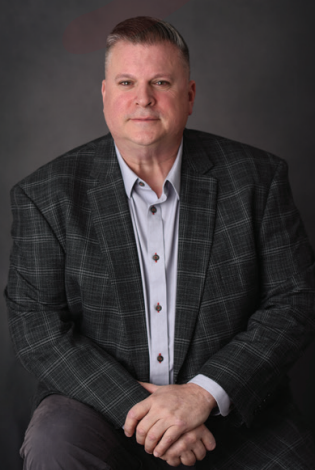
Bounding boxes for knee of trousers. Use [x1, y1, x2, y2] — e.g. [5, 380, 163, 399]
[19, 395, 129, 470]
[20, 395, 111, 469]
[20, 404, 78, 466]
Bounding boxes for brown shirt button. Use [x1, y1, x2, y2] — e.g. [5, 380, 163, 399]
[153, 253, 160, 262]
[157, 353, 164, 363]
[150, 205, 157, 214]
[155, 303, 162, 312]
[139, 181, 145, 187]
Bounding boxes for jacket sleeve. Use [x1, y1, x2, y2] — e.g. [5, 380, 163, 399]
[5, 183, 149, 428]
[198, 160, 315, 426]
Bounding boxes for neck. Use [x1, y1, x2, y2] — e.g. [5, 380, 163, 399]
[115, 140, 181, 198]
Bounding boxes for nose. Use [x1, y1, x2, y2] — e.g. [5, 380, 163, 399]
[135, 84, 155, 107]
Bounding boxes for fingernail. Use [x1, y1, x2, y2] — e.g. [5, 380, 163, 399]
[154, 452, 160, 458]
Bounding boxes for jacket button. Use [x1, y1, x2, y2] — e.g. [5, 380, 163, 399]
[157, 353, 164, 363]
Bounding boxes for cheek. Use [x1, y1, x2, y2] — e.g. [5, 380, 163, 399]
[109, 95, 133, 118]
[159, 94, 188, 117]
[104, 97, 124, 124]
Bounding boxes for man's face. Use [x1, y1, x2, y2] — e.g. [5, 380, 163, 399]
[101, 41, 196, 154]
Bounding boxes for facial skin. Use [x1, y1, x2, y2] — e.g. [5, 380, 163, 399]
[101, 40, 196, 168]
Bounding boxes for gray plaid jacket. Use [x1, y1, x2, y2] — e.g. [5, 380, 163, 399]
[6, 129, 315, 432]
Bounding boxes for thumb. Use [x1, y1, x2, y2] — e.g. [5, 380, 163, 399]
[138, 381, 160, 393]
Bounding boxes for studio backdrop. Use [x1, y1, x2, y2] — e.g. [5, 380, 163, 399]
[1, 1, 315, 468]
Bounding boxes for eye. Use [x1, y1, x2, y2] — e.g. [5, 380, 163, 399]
[119, 81, 131, 86]
[155, 80, 169, 86]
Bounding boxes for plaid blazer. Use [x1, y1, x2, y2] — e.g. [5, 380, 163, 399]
[6, 129, 315, 433]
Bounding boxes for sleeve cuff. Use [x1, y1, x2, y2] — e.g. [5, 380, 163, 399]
[188, 374, 232, 416]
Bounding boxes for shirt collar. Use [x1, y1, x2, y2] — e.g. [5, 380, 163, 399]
[115, 140, 183, 200]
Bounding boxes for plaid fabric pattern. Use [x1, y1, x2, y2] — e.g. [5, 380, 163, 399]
[5, 129, 315, 464]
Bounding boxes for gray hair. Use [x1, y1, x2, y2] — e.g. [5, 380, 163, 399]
[105, 16, 190, 76]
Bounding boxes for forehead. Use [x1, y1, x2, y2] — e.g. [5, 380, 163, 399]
[105, 40, 186, 76]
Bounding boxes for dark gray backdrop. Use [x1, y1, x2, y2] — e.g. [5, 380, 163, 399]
[1, 1, 315, 468]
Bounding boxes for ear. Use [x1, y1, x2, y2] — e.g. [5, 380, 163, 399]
[188, 80, 196, 116]
[101, 79, 106, 102]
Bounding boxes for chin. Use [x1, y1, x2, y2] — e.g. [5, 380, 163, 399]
[129, 133, 162, 147]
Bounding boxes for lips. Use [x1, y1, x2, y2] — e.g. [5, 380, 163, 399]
[130, 116, 159, 121]
[132, 118, 158, 121]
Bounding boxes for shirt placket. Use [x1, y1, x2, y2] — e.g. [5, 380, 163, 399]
[147, 200, 169, 385]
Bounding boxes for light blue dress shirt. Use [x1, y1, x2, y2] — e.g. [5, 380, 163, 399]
[115, 142, 231, 416]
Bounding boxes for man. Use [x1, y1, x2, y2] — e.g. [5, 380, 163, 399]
[6, 16, 315, 469]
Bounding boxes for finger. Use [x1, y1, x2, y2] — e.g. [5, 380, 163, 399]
[139, 409, 185, 451]
[153, 422, 187, 457]
[161, 428, 205, 462]
[201, 427, 216, 451]
[161, 443, 197, 466]
[142, 419, 174, 453]
[189, 440, 207, 461]
[124, 400, 151, 437]
[165, 456, 181, 467]
[159, 425, 213, 463]
[138, 382, 160, 394]
[136, 414, 162, 446]
[180, 450, 197, 466]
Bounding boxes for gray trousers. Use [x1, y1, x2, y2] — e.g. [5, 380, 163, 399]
[20, 394, 315, 469]
[20, 395, 193, 469]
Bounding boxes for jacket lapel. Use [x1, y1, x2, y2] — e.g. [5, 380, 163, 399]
[174, 131, 218, 381]
[87, 136, 149, 379]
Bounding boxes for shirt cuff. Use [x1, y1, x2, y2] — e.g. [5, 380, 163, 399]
[188, 374, 231, 416]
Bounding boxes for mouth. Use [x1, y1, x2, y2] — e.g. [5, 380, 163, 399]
[130, 116, 159, 122]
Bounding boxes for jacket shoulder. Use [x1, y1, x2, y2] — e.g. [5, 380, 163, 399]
[184, 128, 286, 184]
[12, 134, 112, 196]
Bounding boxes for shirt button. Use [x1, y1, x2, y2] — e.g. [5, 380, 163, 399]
[150, 205, 157, 214]
[153, 253, 160, 262]
[139, 181, 145, 187]
[157, 353, 164, 363]
[155, 303, 162, 312]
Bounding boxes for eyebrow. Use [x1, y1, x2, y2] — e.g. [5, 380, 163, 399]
[114, 73, 173, 81]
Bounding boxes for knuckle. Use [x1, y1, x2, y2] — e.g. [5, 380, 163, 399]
[184, 434, 196, 445]
[177, 442, 187, 453]
[165, 435, 175, 445]
[137, 427, 145, 436]
[165, 448, 176, 458]
[167, 458, 180, 467]
[181, 453, 196, 466]
[128, 409, 137, 419]
[127, 410, 133, 419]
[174, 418, 186, 429]
[147, 432, 156, 442]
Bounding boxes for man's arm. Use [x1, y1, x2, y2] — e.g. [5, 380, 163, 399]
[196, 160, 315, 426]
[5, 183, 150, 428]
